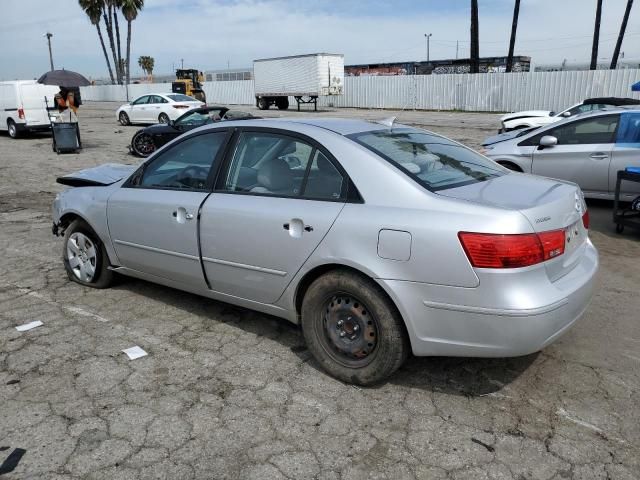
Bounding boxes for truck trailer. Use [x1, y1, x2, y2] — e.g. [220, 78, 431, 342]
[253, 53, 344, 111]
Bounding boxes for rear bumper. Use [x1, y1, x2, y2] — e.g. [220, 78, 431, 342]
[17, 123, 51, 133]
[379, 239, 599, 357]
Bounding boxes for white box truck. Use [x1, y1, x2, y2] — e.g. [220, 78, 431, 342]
[0, 80, 58, 138]
[253, 53, 344, 111]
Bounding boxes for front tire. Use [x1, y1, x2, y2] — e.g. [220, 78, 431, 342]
[7, 120, 19, 138]
[257, 97, 270, 110]
[119, 111, 130, 126]
[131, 130, 156, 157]
[63, 219, 114, 289]
[301, 270, 409, 385]
[276, 97, 289, 110]
[158, 113, 170, 124]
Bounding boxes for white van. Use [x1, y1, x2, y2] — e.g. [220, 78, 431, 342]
[0, 80, 59, 138]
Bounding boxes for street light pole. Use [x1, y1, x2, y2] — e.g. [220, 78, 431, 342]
[424, 33, 432, 62]
[44, 32, 54, 70]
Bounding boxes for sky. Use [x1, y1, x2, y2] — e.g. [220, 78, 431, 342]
[1, 0, 639, 80]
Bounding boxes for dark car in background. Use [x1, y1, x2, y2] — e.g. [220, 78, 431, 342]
[130, 106, 256, 157]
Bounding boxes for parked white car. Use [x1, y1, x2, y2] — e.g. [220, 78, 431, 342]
[0, 80, 58, 138]
[116, 93, 204, 126]
[499, 97, 640, 132]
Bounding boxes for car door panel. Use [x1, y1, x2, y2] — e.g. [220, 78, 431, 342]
[200, 194, 344, 304]
[532, 144, 612, 193]
[531, 114, 619, 194]
[106, 130, 229, 285]
[129, 96, 149, 123]
[107, 189, 208, 285]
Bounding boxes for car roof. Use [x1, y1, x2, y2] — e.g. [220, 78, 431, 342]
[264, 117, 394, 135]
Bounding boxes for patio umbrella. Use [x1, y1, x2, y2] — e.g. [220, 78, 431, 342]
[37, 69, 91, 87]
[632, 81, 640, 92]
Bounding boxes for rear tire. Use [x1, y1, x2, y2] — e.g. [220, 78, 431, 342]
[119, 112, 130, 126]
[62, 219, 114, 289]
[257, 97, 270, 110]
[276, 97, 289, 110]
[7, 120, 19, 139]
[301, 270, 409, 385]
[158, 113, 170, 124]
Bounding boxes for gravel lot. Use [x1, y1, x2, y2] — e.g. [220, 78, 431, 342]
[1, 102, 639, 480]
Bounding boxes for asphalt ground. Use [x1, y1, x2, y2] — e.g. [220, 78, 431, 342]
[0, 102, 639, 479]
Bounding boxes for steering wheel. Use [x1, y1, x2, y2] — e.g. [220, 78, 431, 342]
[176, 165, 209, 189]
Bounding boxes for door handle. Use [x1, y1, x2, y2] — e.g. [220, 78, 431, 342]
[589, 153, 608, 159]
[173, 208, 194, 223]
[283, 223, 312, 232]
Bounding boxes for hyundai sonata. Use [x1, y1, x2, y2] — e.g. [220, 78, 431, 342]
[52, 118, 598, 384]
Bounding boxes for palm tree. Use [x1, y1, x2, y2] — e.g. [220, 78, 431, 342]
[611, 0, 634, 69]
[138, 55, 154, 81]
[470, 0, 479, 73]
[506, 0, 520, 72]
[590, 0, 603, 70]
[102, 1, 122, 83]
[121, 0, 144, 85]
[79, 0, 116, 84]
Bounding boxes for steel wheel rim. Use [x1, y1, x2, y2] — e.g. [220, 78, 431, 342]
[316, 293, 379, 368]
[67, 232, 97, 282]
[133, 132, 155, 156]
[159, 114, 169, 123]
[8, 124, 16, 136]
[119, 113, 128, 125]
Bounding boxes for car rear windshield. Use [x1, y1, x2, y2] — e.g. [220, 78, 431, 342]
[167, 94, 196, 102]
[349, 128, 504, 191]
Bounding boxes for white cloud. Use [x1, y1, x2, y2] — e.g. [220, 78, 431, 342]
[1, 0, 639, 80]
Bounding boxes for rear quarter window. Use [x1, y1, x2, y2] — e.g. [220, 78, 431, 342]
[616, 113, 640, 145]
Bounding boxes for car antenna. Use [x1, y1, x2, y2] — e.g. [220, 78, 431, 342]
[374, 116, 397, 130]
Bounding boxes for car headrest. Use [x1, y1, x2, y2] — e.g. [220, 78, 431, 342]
[257, 157, 295, 191]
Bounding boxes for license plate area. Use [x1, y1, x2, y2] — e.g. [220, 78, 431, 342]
[565, 220, 583, 253]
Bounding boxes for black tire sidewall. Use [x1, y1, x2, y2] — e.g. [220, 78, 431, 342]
[158, 113, 170, 124]
[119, 112, 130, 126]
[131, 130, 153, 157]
[8, 120, 18, 138]
[62, 219, 113, 289]
[301, 270, 409, 385]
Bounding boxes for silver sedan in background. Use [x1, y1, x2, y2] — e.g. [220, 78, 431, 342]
[483, 108, 640, 201]
[52, 118, 598, 384]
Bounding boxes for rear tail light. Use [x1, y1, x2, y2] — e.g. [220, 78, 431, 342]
[582, 210, 589, 229]
[173, 104, 189, 109]
[18, 108, 25, 119]
[458, 230, 565, 268]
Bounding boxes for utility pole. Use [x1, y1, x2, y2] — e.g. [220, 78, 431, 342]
[590, 0, 603, 70]
[424, 33, 432, 62]
[470, 0, 480, 73]
[611, 0, 633, 69]
[181, 58, 184, 69]
[44, 32, 54, 71]
[506, 0, 520, 72]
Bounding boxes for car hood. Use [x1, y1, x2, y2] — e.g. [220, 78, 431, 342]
[482, 128, 536, 146]
[501, 110, 552, 121]
[57, 163, 137, 187]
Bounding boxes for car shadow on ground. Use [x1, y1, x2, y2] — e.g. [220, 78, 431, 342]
[112, 278, 537, 397]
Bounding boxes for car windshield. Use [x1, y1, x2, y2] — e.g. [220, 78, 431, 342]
[176, 110, 222, 126]
[350, 128, 504, 191]
[167, 94, 196, 102]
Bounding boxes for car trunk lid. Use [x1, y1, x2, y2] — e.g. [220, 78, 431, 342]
[439, 173, 588, 281]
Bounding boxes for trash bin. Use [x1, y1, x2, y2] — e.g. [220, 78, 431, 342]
[51, 122, 81, 154]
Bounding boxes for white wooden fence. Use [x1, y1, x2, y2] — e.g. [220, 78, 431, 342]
[80, 69, 640, 113]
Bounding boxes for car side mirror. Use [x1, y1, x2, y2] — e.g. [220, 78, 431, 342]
[539, 135, 558, 148]
[168, 120, 175, 127]
[562, 111, 571, 117]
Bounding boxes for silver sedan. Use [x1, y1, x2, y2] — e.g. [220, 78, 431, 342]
[52, 118, 598, 385]
[482, 108, 640, 201]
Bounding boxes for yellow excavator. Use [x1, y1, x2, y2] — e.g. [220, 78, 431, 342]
[172, 69, 206, 103]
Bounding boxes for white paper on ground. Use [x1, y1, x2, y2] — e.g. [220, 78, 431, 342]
[15, 320, 43, 332]
[122, 345, 148, 360]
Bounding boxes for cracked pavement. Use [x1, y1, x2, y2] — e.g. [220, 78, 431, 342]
[1, 103, 639, 479]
